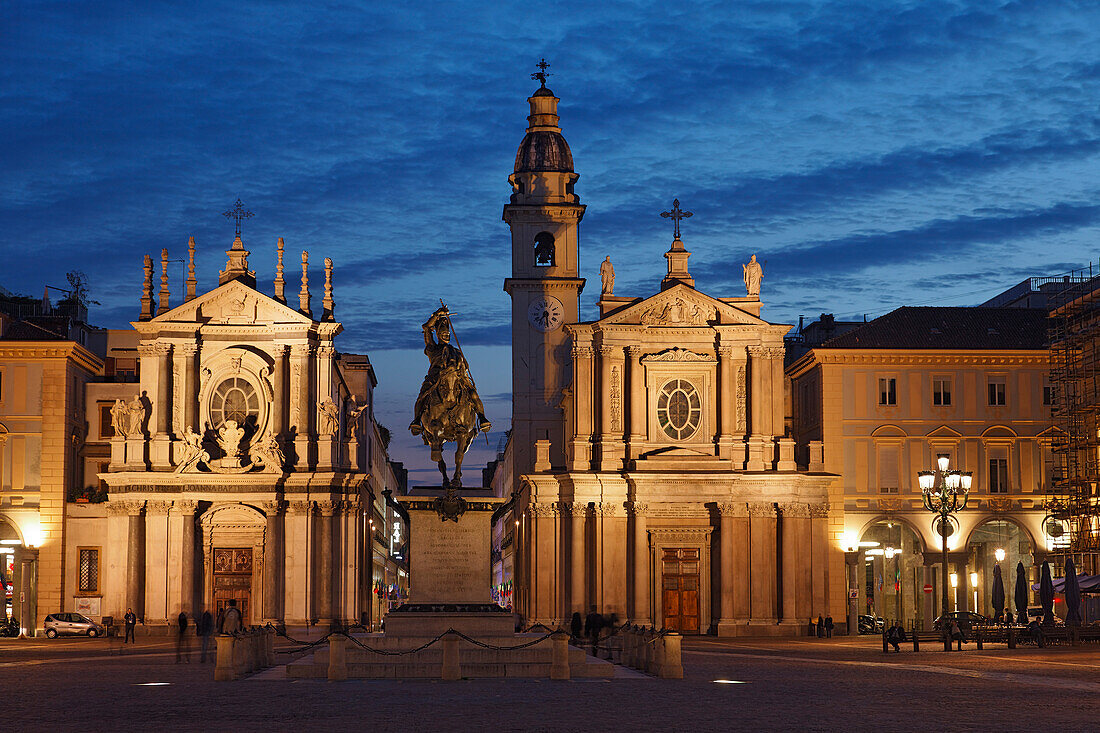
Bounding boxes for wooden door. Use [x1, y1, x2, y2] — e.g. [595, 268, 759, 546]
[213, 548, 252, 624]
[662, 548, 700, 633]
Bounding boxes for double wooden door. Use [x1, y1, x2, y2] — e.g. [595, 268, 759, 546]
[213, 548, 252, 624]
[661, 548, 700, 634]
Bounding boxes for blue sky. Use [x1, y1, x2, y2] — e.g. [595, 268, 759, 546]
[4, 1, 1100, 482]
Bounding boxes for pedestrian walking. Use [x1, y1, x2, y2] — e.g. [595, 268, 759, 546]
[570, 611, 583, 642]
[584, 606, 603, 652]
[198, 609, 214, 662]
[123, 608, 137, 644]
[175, 611, 190, 663]
[824, 615, 834, 638]
[816, 615, 824, 638]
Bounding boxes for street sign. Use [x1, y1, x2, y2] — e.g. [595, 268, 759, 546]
[923, 584, 933, 593]
[848, 589, 858, 599]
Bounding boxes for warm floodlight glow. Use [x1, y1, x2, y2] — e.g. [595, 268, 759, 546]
[841, 531, 858, 551]
[960, 473, 973, 491]
[995, 548, 1006, 563]
[950, 573, 959, 588]
[23, 525, 42, 548]
[884, 547, 897, 559]
[918, 471, 935, 490]
[937, 455, 950, 472]
[970, 572, 978, 587]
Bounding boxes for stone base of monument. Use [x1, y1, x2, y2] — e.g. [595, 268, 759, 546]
[283, 489, 615, 680]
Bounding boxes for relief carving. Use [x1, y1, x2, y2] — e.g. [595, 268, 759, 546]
[736, 365, 747, 432]
[641, 347, 717, 363]
[747, 501, 776, 518]
[610, 365, 621, 432]
[717, 501, 748, 518]
[640, 297, 715, 326]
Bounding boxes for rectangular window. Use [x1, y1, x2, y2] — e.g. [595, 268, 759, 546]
[989, 458, 1009, 493]
[1043, 385, 1055, 407]
[878, 378, 897, 406]
[988, 380, 1006, 406]
[933, 377, 952, 406]
[878, 445, 899, 493]
[98, 403, 114, 439]
[78, 548, 100, 594]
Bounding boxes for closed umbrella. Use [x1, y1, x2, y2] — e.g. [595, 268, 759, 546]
[1040, 561, 1056, 627]
[991, 564, 1005, 621]
[1065, 557, 1082, 627]
[1015, 562, 1029, 623]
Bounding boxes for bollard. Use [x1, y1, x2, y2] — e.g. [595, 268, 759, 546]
[658, 633, 683, 679]
[441, 635, 461, 680]
[1008, 626, 1016, 649]
[643, 628, 655, 674]
[328, 635, 348, 681]
[976, 630, 983, 650]
[882, 632, 889, 654]
[913, 633, 919, 652]
[550, 632, 570, 680]
[625, 627, 637, 668]
[214, 635, 236, 681]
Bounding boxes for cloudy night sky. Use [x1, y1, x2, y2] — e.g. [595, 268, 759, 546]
[4, 1, 1100, 482]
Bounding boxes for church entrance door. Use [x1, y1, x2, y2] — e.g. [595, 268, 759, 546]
[661, 548, 700, 634]
[213, 548, 252, 624]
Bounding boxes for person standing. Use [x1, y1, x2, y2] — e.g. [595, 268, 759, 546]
[175, 611, 190, 663]
[570, 612, 583, 642]
[198, 609, 214, 663]
[824, 615, 834, 638]
[584, 606, 603, 652]
[123, 608, 137, 644]
[816, 615, 825, 638]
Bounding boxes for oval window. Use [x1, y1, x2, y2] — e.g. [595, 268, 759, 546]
[656, 379, 701, 440]
[210, 377, 260, 429]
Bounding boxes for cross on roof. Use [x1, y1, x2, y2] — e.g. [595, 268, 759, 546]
[222, 198, 254, 237]
[531, 58, 551, 88]
[660, 199, 693, 240]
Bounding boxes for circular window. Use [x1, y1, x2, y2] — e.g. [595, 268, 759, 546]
[656, 379, 701, 440]
[210, 377, 260, 429]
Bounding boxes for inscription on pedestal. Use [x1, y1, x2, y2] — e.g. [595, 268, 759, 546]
[407, 507, 491, 604]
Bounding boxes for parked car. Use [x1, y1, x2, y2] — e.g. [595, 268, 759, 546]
[933, 611, 989, 632]
[857, 614, 885, 634]
[43, 613, 104, 638]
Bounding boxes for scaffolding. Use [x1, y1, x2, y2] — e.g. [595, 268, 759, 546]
[1048, 267, 1100, 573]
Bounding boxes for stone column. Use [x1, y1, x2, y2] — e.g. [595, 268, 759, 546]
[177, 500, 197, 615]
[746, 346, 769, 471]
[628, 502, 650, 625]
[845, 551, 860, 635]
[809, 503, 829, 621]
[779, 503, 810, 627]
[262, 500, 284, 623]
[173, 343, 198, 437]
[145, 501, 172, 625]
[316, 344, 337, 469]
[748, 502, 777, 626]
[570, 346, 594, 470]
[569, 502, 587, 613]
[716, 502, 749, 636]
[717, 345, 736, 460]
[317, 500, 335, 624]
[125, 501, 146, 620]
[597, 346, 624, 470]
[769, 348, 785, 441]
[627, 346, 646, 458]
[290, 344, 312, 469]
[155, 343, 172, 435]
[271, 344, 288, 440]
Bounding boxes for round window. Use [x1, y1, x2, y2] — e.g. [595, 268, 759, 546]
[210, 377, 260, 429]
[656, 379, 701, 440]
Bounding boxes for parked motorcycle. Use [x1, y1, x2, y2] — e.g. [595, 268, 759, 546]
[0, 618, 20, 637]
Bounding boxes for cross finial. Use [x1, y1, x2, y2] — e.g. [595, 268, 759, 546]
[660, 198, 693, 240]
[222, 198, 254, 237]
[531, 58, 551, 88]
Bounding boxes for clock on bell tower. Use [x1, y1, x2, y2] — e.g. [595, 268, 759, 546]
[503, 65, 585, 480]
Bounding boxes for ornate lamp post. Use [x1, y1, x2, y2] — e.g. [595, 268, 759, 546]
[918, 456, 972, 646]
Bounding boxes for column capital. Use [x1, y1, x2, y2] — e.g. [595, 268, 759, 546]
[528, 502, 558, 517]
[747, 501, 776, 518]
[289, 343, 313, 358]
[316, 344, 336, 358]
[271, 343, 290, 357]
[717, 501, 747, 518]
[626, 500, 649, 516]
[778, 502, 811, 518]
[567, 501, 590, 516]
[626, 345, 644, 358]
[137, 342, 159, 357]
[596, 501, 623, 517]
[176, 342, 199, 357]
[152, 342, 173, 356]
[317, 500, 337, 516]
[288, 499, 314, 515]
[174, 499, 199, 514]
[106, 501, 137, 517]
[572, 345, 594, 360]
[596, 345, 617, 358]
[145, 500, 172, 516]
[260, 500, 286, 516]
[808, 502, 830, 519]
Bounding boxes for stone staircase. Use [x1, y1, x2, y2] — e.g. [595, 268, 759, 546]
[285, 633, 614, 679]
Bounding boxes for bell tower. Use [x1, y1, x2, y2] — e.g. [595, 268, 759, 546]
[503, 63, 585, 480]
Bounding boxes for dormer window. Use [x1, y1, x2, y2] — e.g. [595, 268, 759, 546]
[533, 232, 555, 266]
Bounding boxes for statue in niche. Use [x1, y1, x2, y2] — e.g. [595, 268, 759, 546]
[319, 397, 340, 436]
[216, 420, 246, 468]
[409, 304, 491, 491]
[600, 256, 615, 296]
[345, 399, 366, 441]
[175, 427, 209, 473]
[742, 254, 764, 297]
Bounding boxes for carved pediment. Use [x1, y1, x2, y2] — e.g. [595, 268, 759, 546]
[597, 283, 768, 327]
[144, 280, 317, 328]
[641, 347, 716, 364]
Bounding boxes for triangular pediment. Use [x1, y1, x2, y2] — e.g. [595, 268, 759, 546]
[144, 280, 317, 328]
[597, 283, 768, 327]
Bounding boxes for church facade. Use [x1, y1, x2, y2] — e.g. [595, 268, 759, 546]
[492, 82, 836, 635]
[70, 231, 400, 632]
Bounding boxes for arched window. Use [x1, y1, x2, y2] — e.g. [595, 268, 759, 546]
[210, 377, 260, 430]
[533, 232, 555, 266]
[657, 379, 701, 440]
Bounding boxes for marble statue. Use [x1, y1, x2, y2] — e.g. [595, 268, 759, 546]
[110, 399, 129, 437]
[250, 434, 285, 473]
[175, 427, 209, 473]
[216, 419, 245, 466]
[319, 397, 339, 436]
[600, 256, 615, 296]
[742, 254, 763, 297]
[126, 395, 146, 437]
[346, 399, 366, 441]
[409, 305, 491, 488]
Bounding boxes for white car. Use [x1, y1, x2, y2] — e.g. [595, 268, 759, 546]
[43, 612, 104, 638]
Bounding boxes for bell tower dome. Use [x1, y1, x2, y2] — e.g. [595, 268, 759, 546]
[503, 62, 586, 478]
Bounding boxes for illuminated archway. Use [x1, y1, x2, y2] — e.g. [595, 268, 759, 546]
[857, 519, 926, 625]
[966, 518, 1034, 617]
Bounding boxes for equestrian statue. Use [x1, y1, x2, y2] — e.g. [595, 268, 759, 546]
[409, 304, 491, 489]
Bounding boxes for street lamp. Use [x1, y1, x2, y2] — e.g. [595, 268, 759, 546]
[995, 547, 1005, 563]
[918, 457, 971, 646]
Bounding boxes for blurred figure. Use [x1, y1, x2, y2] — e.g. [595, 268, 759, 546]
[570, 612, 583, 642]
[825, 615, 834, 638]
[175, 611, 190, 663]
[123, 608, 137, 644]
[198, 609, 214, 662]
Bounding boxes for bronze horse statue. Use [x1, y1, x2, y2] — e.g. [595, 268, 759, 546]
[409, 305, 491, 488]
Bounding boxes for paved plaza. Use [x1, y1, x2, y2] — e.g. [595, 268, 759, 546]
[4, 634, 1099, 731]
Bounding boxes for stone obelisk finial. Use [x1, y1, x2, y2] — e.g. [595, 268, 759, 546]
[322, 257, 334, 321]
[299, 250, 311, 316]
[185, 236, 197, 302]
[274, 237, 286, 304]
[157, 248, 171, 315]
[140, 254, 155, 320]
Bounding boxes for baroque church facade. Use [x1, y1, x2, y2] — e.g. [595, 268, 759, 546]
[70, 231, 399, 631]
[492, 82, 836, 635]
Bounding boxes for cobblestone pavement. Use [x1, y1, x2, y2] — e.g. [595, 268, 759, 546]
[4, 634, 1100, 731]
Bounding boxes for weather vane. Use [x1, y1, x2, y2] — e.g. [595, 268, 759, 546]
[531, 58, 551, 88]
[660, 198, 693, 240]
[222, 198, 254, 237]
